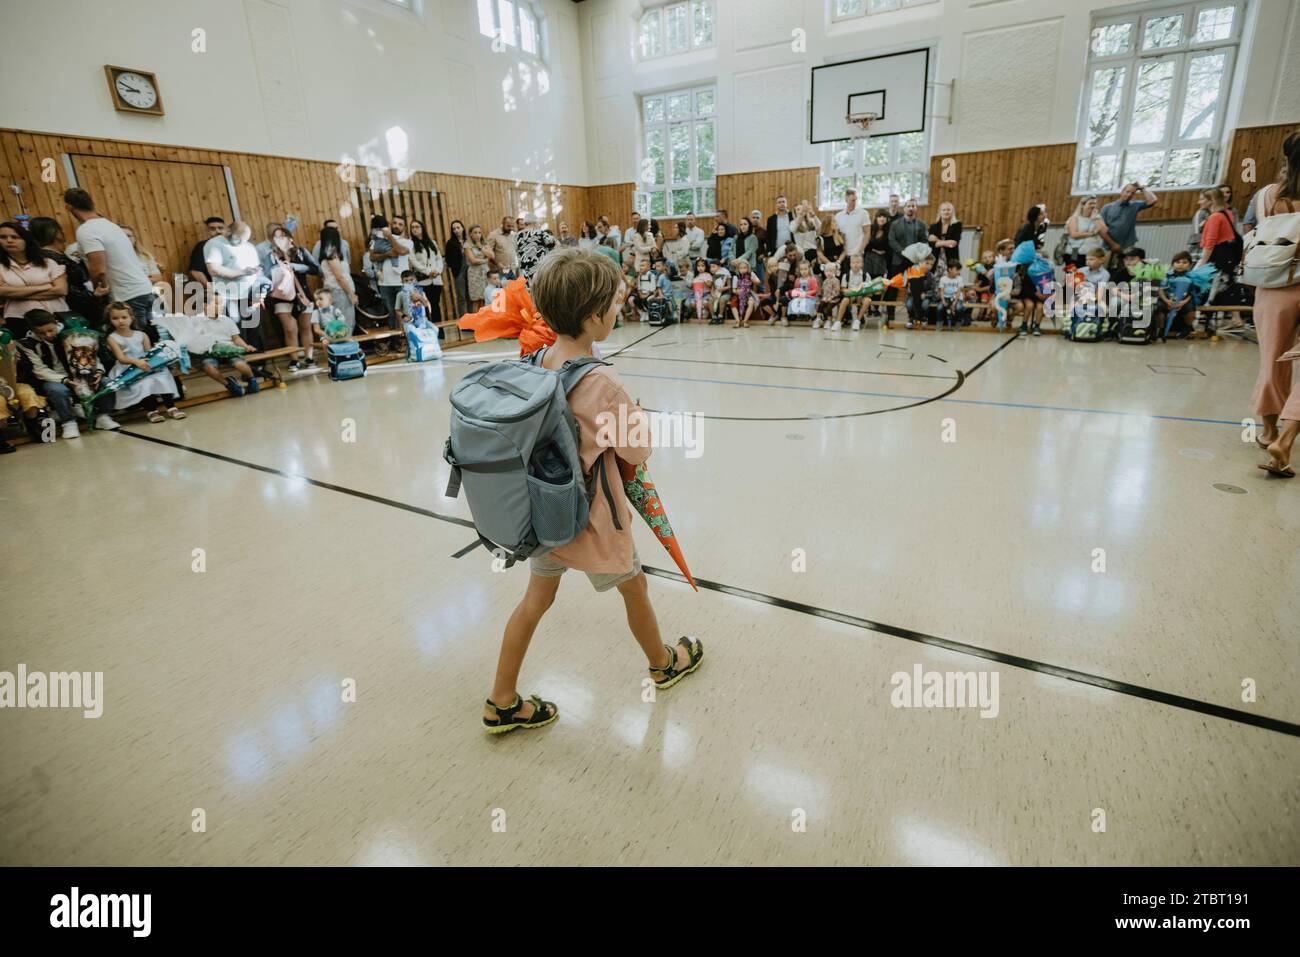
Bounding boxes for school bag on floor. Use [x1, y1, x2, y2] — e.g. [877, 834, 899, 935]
[1241, 192, 1300, 288]
[405, 321, 442, 362]
[646, 298, 673, 326]
[327, 340, 367, 379]
[1069, 311, 1102, 342]
[1116, 299, 1156, 344]
[443, 348, 612, 566]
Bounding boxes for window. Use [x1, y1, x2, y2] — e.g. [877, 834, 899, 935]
[831, 0, 939, 22]
[1074, 1, 1242, 192]
[639, 1, 715, 60]
[477, 0, 547, 60]
[820, 130, 930, 208]
[637, 85, 717, 217]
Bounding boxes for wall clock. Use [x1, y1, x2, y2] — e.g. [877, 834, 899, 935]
[104, 66, 164, 116]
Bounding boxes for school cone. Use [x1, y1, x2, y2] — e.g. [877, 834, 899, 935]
[618, 458, 698, 591]
[458, 276, 556, 355]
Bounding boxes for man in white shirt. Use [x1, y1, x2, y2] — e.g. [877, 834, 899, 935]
[834, 189, 870, 268]
[63, 188, 156, 332]
[766, 195, 794, 257]
[683, 213, 707, 261]
[204, 221, 267, 348]
[372, 214, 414, 329]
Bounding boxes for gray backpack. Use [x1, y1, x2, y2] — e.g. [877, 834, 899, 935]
[443, 348, 620, 566]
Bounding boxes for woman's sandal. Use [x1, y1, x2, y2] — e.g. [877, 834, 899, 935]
[648, 636, 704, 690]
[146, 409, 166, 423]
[482, 693, 559, 734]
[166, 407, 187, 420]
[1257, 461, 1296, 478]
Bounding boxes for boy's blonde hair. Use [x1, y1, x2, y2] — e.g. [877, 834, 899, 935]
[532, 247, 623, 338]
[995, 239, 1013, 254]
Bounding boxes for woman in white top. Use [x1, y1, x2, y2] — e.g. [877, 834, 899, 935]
[792, 200, 822, 262]
[661, 222, 690, 279]
[627, 218, 657, 263]
[578, 221, 599, 251]
[408, 219, 445, 326]
[1064, 196, 1107, 267]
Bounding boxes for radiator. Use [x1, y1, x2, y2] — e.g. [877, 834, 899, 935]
[1038, 221, 1196, 265]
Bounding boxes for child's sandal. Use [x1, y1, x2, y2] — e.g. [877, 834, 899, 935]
[146, 409, 166, 423]
[648, 636, 704, 689]
[482, 693, 559, 734]
[166, 407, 187, 420]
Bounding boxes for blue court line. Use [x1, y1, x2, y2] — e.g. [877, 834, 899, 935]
[616, 370, 1243, 427]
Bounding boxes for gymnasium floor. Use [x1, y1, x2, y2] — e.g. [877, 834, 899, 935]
[2, 322, 1297, 866]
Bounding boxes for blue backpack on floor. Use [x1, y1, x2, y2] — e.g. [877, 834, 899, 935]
[327, 340, 366, 380]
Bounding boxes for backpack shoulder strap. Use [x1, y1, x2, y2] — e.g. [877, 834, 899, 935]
[557, 355, 611, 394]
[525, 346, 611, 387]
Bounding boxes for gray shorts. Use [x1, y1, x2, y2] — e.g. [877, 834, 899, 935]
[530, 550, 642, 592]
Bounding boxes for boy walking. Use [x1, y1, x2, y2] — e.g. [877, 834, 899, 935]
[482, 248, 704, 733]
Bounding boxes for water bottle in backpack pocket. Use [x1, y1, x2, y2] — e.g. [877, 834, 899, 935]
[443, 349, 610, 565]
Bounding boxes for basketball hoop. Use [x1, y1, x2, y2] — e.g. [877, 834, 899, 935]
[846, 112, 879, 136]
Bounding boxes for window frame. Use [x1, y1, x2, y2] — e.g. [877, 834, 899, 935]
[636, 84, 718, 219]
[1073, 0, 1244, 194]
[830, 0, 940, 24]
[819, 128, 932, 210]
[638, 1, 717, 62]
[476, 0, 549, 63]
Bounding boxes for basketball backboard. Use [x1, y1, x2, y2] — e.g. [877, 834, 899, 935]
[809, 47, 930, 143]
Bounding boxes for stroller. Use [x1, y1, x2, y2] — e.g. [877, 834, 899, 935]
[1201, 275, 1255, 338]
[351, 272, 391, 332]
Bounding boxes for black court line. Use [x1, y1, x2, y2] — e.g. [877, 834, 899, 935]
[115, 426, 1300, 739]
[116, 430, 477, 529]
[638, 567, 1300, 738]
[637, 333, 1017, 422]
[601, 323, 672, 359]
[878, 342, 910, 351]
[928, 354, 948, 364]
[612, 354, 957, 381]
[877, 351, 913, 360]
[1148, 364, 1206, 376]
[451, 539, 483, 559]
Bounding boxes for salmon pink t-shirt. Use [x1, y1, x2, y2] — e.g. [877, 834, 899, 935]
[544, 365, 652, 574]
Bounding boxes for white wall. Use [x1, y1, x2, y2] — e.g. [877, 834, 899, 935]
[0, 0, 589, 185]
[577, 0, 1300, 186]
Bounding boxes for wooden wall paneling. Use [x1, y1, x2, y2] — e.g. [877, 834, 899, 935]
[1224, 122, 1297, 197]
[718, 167, 820, 229]
[7, 122, 1292, 311]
